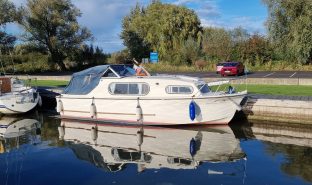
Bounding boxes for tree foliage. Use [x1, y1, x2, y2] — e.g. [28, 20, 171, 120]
[0, 0, 16, 26]
[68, 44, 109, 69]
[0, 0, 16, 53]
[121, 1, 202, 64]
[202, 27, 232, 61]
[0, 31, 16, 54]
[263, 0, 312, 64]
[201, 27, 272, 64]
[18, 0, 92, 70]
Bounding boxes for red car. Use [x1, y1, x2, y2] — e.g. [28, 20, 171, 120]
[216, 62, 226, 74]
[220, 62, 244, 76]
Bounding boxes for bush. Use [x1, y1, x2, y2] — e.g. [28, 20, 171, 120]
[0, 52, 52, 74]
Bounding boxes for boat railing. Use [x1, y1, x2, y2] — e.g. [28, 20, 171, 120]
[209, 76, 248, 95]
[11, 76, 38, 93]
[15, 92, 36, 103]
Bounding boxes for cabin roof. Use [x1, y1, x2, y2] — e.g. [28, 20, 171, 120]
[63, 65, 204, 95]
[116, 75, 203, 83]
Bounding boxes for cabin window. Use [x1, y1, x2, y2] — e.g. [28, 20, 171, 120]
[166, 86, 193, 94]
[109, 83, 150, 95]
[197, 84, 210, 93]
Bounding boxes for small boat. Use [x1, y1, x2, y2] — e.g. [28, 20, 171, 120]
[58, 120, 246, 172]
[56, 64, 247, 125]
[0, 77, 41, 114]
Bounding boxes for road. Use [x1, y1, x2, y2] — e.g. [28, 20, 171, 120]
[159, 71, 312, 79]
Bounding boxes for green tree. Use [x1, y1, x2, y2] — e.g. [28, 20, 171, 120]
[263, 0, 312, 64]
[0, 0, 16, 54]
[18, 0, 92, 70]
[243, 34, 272, 63]
[202, 27, 232, 61]
[229, 27, 250, 60]
[121, 1, 202, 63]
[0, 0, 16, 25]
[121, 4, 151, 60]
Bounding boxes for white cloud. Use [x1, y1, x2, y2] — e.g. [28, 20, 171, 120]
[72, 0, 150, 52]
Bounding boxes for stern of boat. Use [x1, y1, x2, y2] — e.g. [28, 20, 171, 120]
[0, 89, 40, 114]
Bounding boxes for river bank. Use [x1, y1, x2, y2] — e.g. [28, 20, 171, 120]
[241, 94, 312, 124]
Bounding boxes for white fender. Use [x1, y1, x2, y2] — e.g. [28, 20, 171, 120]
[137, 128, 144, 146]
[90, 103, 97, 118]
[136, 105, 143, 121]
[58, 126, 65, 140]
[56, 99, 63, 113]
[136, 98, 143, 121]
[91, 126, 98, 142]
[37, 94, 42, 107]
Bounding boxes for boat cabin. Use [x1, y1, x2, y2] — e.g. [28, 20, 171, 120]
[63, 64, 210, 97]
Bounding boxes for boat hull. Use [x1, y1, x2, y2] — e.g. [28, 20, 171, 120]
[0, 91, 40, 114]
[57, 93, 246, 125]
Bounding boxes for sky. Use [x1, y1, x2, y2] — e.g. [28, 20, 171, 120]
[5, 0, 268, 53]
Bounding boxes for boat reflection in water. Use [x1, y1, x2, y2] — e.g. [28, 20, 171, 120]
[58, 120, 246, 173]
[0, 117, 41, 153]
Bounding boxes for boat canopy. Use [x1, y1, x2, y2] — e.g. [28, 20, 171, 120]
[63, 64, 135, 95]
[63, 65, 109, 95]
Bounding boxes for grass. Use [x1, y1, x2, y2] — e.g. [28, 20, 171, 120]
[29, 80, 312, 96]
[223, 84, 312, 96]
[26, 80, 69, 87]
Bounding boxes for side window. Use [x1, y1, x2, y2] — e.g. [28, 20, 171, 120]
[166, 86, 193, 94]
[129, 84, 139, 94]
[114, 84, 128, 94]
[109, 83, 149, 95]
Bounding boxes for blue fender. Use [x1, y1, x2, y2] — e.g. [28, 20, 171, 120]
[189, 101, 196, 121]
[190, 138, 196, 156]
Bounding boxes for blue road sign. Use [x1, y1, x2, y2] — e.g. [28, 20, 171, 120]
[150, 52, 158, 63]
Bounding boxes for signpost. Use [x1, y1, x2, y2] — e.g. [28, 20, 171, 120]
[150, 52, 158, 63]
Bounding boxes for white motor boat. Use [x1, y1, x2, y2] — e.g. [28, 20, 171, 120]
[58, 120, 246, 172]
[56, 64, 247, 125]
[0, 77, 41, 114]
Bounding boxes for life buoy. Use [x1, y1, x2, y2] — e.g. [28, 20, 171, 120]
[136, 67, 147, 76]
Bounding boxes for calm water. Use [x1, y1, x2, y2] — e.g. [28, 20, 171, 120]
[0, 112, 312, 185]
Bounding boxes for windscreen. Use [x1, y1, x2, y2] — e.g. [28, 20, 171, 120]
[110, 64, 135, 76]
[223, 62, 238, 67]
